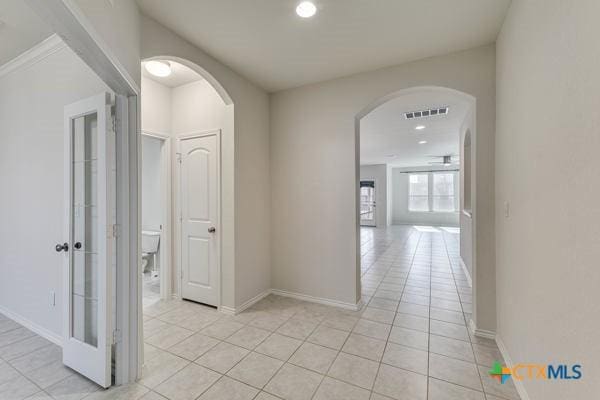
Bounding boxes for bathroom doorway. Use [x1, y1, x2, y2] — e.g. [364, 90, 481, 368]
[141, 132, 172, 306]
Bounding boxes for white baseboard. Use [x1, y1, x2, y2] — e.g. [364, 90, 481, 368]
[219, 306, 236, 316]
[270, 289, 362, 311]
[204, 287, 364, 315]
[459, 257, 472, 287]
[219, 289, 271, 315]
[0, 306, 62, 347]
[468, 318, 496, 340]
[496, 334, 531, 400]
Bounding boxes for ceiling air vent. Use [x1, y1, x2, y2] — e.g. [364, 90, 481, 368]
[405, 107, 448, 119]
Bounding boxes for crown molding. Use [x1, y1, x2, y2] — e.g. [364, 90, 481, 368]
[0, 34, 66, 79]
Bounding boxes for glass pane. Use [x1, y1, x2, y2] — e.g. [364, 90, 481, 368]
[360, 182, 375, 220]
[433, 173, 455, 212]
[433, 196, 455, 212]
[409, 196, 429, 212]
[71, 113, 98, 348]
[409, 174, 429, 211]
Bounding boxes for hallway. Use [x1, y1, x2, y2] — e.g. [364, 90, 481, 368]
[0, 225, 520, 400]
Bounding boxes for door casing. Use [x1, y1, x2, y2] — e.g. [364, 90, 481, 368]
[141, 130, 172, 300]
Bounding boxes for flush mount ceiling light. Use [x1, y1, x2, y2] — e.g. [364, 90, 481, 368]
[296, 1, 317, 18]
[418, 140, 428, 144]
[415, 125, 426, 130]
[145, 60, 172, 77]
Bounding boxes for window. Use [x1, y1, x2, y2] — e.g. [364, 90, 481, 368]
[433, 173, 456, 212]
[408, 172, 457, 212]
[408, 174, 429, 211]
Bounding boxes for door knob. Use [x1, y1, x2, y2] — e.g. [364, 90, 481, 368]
[55, 243, 69, 252]
[74, 242, 82, 250]
[208, 227, 216, 233]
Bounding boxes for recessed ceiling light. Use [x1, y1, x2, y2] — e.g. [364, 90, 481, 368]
[296, 1, 317, 18]
[145, 60, 172, 77]
[415, 125, 425, 130]
[418, 140, 427, 144]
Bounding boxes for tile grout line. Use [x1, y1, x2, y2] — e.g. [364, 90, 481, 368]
[370, 229, 420, 397]
[442, 228, 490, 399]
[426, 230, 434, 400]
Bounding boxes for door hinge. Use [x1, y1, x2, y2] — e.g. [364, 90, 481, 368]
[110, 103, 117, 133]
[111, 115, 117, 133]
[108, 224, 120, 238]
[112, 329, 122, 344]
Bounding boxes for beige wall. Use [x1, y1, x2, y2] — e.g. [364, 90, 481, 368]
[0, 43, 109, 338]
[73, 0, 141, 87]
[270, 46, 496, 324]
[141, 76, 171, 134]
[496, 1, 600, 398]
[171, 80, 226, 134]
[141, 16, 271, 309]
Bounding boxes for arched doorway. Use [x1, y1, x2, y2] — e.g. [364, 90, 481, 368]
[354, 85, 477, 327]
[139, 56, 235, 311]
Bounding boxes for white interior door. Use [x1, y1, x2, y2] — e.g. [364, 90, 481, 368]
[61, 92, 115, 388]
[360, 180, 377, 226]
[179, 131, 219, 306]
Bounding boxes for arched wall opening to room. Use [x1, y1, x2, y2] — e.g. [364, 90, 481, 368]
[355, 86, 476, 319]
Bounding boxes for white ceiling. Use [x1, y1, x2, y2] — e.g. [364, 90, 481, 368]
[137, 0, 511, 92]
[142, 60, 203, 88]
[360, 90, 470, 168]
[0, 0, 53, 67]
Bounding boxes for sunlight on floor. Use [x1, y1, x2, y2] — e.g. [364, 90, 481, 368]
[440, 227, 460, 234]
[413, 225, 440, 232]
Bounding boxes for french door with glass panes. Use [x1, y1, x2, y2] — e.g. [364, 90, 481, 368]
[60, 92, 115, 388]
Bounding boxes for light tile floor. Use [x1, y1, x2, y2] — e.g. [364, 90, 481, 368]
[143, 270, 161, 309]
[0, 225, 520, 400]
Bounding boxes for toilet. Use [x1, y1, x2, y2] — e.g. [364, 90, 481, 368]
[142, 230, 161, 277]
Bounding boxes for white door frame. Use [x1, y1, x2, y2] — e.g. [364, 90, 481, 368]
[27, 0, 142, 384]
[141, 130, 172, 300]
[175, 129, 222, 309]
[360, 177, 377, 227]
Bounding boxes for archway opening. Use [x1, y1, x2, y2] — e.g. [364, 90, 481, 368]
[139, 57, 234, 315]
[355, 86, 476, 321]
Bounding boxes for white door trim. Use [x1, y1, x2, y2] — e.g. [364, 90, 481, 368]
[141, 130, 172, 300]
[175, 129, 222, 309]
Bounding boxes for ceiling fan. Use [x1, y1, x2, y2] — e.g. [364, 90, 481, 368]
[427, 154, 459, 166]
